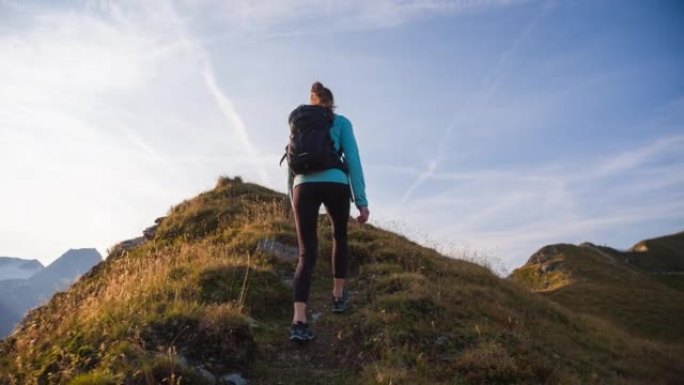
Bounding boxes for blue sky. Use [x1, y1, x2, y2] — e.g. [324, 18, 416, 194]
[1, 0, 683, 272]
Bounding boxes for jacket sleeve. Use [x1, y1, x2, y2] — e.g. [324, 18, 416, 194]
[339, 117, 368, 208]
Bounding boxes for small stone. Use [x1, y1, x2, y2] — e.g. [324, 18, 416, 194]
[197, 367, 217, 385]
[143, 224, 158, 240]
[245, 316, 259, 328]
[221, 372, 247, 385]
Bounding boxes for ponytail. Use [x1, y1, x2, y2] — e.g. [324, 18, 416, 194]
[311, 81, 335, 110]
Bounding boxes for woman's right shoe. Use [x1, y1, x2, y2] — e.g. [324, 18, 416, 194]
[289, 322, 315, 342]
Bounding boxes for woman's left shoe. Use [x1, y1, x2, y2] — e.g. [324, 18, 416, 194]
[332, 290, 351, 313]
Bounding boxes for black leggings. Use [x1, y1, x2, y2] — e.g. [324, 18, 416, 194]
[292, 182, 350, 303]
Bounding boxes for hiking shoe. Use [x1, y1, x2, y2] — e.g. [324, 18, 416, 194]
[289, 322, 315, 342]
[332, 290, 351, 313]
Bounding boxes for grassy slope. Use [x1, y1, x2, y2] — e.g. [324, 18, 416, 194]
[1, 177, 683, 385]
[510, 243, 684, 344]
[627, 231, 684, 271]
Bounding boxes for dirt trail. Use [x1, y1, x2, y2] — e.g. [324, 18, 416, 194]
[249, 273, 361, 385]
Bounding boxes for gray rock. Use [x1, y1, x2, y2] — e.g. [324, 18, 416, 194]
[221, 372, 247, 385]
[196, 367, 217, 384]
[527, 245, 561, 265]
[540, 262, 560, 274]
[256, 239, 298, 263]
[108, 237, 145, 257]
[143, 217, 166, 240]
[142, 225, 158, 240]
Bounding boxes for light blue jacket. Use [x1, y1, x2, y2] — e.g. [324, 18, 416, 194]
[287, 113, 368, 208]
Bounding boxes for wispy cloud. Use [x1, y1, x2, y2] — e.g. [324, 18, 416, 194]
[590, 135, 684, 178]
[383, 133, 684, 272]
[171, 0, 533, 37]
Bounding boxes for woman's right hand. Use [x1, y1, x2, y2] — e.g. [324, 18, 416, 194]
[357, 207, 370, 224]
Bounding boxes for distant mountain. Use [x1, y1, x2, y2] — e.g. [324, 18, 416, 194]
[509, 232, 684, 343]
[0, 249, 102, 338]
[0, 257, 43, 280]
[28, 248, 103, 296]
[0, 302, 19, 337]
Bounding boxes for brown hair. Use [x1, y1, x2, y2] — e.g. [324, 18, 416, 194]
[311, 81, 335, 109]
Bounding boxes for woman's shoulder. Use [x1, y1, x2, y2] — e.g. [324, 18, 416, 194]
[333, 114, 352, 128]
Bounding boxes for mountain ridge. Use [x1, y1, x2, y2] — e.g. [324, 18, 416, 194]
[0, 257, 44, 281]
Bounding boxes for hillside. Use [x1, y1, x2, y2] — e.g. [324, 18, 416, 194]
[509, 239, 684, 344]
[1, 177, 683, 385]
[623, 232, 684, 291]
[627, 231, 684, 272]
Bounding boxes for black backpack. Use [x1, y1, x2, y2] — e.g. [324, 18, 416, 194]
[280, 105, 347, 174]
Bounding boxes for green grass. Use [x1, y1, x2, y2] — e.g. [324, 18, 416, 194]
[67, 371, 118, 385]
[510, 243, 684, 344]
[626, 231, 684, 272]
[1, 176, 683, 385]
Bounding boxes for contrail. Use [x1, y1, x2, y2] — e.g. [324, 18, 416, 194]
[200, 62, 270, 185]
[397, 0, 549, 206]
[398, 159, 438, 207]
[160, 0, 271, 186]
[201, 64, 253, 155]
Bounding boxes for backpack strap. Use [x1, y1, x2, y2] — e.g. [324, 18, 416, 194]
[279, 147, 287, 167]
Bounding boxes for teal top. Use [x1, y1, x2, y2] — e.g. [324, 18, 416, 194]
[288, 113, 368, 208]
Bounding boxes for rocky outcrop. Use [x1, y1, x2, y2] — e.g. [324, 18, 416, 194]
[526, 244, 564, 265]
[108, 237, 145, 258]
[109, 217, 167, 258]
[143, 216, 166, 240]
[256, 239, 298, 263]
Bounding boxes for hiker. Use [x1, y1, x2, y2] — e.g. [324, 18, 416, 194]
[284, 81, 369, 342]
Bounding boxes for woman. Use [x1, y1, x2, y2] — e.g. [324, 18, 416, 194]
[287, 81, 370, 342]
